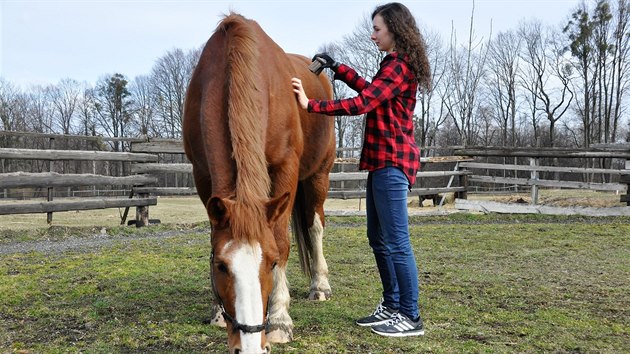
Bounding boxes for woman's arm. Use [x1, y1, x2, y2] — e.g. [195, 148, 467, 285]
[334, 64, 370, 93]
[306, 60, 407, 116]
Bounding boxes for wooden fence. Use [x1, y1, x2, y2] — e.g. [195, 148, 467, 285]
[0, 134, 468, 224]
[2, 130, 630, 223]
[453, 146, 630, 216]
[129, 139, 471, 203]
[0, 147, 159, 225]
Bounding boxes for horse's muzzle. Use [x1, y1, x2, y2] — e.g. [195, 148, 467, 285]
[232, 343, 271, 354]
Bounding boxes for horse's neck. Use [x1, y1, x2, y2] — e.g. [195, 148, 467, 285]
[223, 16, 271, 202]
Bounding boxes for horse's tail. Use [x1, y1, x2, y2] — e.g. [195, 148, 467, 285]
[220, 14, 271, 202]
[291, 181, 313, 278]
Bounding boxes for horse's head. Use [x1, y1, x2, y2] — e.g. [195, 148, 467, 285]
[206, 193, 291, 354]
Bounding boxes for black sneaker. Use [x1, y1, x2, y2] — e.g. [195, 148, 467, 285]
[355, 301, 398, 327]
[371, 313, 425, 337]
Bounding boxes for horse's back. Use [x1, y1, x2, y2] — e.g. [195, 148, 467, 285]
[184, 13, 335, 191]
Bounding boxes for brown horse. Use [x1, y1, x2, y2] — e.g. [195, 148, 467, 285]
[183, 13, 335, 353]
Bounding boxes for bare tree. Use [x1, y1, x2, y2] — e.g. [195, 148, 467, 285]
[518, 21, 545, 146]
[519, 21, 574, 147]
[442, 1, 491, 145]
[417, 29, 449, 149]
[77, 87, 97, 137]
[476, 104, 499, 146]
[129, 75, 156, 136]
[0, 79, 27, 132]
[26, 85, 54, 134]
[48, 78, 81, 135]
[546, 28, 576, 146]
[487, 30, 521, 146]
[150, 48, 199, 138]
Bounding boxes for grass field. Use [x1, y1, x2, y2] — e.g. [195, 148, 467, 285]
[1, 197, 629, 353]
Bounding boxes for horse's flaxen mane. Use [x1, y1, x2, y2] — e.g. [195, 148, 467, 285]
[219, 14, 271, 242]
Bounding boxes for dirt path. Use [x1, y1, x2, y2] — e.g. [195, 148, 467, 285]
[0, 229, 208, 256]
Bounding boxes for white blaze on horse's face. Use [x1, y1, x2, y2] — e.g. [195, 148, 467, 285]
[224, 240, 267, 353]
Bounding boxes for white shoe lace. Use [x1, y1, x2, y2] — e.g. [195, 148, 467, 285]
[384, 312, 405, 326]
[373, 303, 386, 315]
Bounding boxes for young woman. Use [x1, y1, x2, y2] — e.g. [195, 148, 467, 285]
[292, 2, 431, 337]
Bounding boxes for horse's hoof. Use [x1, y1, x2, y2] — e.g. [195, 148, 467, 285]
[266, 324, 293, 343]
[308, 289, 331, 301]
[209, 308, 227, 327]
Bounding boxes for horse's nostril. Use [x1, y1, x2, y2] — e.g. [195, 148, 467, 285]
[265, 343, 271, 353]
[234, 349, 240, 354]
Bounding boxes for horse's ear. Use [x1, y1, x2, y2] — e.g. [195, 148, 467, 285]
[266, 192, 291, 224]
[207, 196, 234, 227]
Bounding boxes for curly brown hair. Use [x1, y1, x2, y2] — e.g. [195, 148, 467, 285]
[372, 2, 431, 92]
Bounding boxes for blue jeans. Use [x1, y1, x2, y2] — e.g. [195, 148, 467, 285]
[366, 167, 419, 319]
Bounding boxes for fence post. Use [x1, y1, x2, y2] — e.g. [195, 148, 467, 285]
[1, 158, 5, 198]
[47, 137, 55, 224]
[130, 139, 155, 227]
[456, 160, 468, 200]
[135, 191, 150, 227]
[530, 157, 539, 205]
[621, 159, 630, 206]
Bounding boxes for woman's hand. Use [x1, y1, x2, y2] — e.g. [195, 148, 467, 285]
[312, 53, 339, 70]
[291, 78, 309, 110]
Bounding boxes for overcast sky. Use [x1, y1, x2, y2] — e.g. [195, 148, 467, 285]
[1, 0, 581, 88]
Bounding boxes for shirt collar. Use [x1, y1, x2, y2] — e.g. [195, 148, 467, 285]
[383, 52, 409, 64]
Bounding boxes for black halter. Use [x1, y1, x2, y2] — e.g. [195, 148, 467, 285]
[221, 308, 268, 334]
[211, 249, 269, 334]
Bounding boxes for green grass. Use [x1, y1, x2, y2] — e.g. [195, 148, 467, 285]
[1, 214, 629, 353]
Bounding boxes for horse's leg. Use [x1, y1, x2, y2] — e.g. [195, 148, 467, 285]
[266, 158, 299, 344]
[266, 264, 293, 343]
[192, 169, 226, 328]
[301, 172, 332, 301]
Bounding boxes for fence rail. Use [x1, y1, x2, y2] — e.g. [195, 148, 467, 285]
[2, 131, 630, 222]
[0, 197, 157, 216]
[0, 172, 156, 189]
[454, 147, 630, 159]
[454, 146, 630, 215]
[459, 161, 630, 175]
[0, 148, 158, 162]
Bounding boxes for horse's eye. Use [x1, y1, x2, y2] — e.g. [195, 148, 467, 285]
[271, 261, 278, 270]
[216, 262, 228, 274]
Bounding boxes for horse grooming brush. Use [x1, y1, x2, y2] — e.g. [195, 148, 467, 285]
[308, 57, 326, 75]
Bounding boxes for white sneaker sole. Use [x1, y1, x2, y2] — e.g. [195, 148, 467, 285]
[371, 328, 425, 337]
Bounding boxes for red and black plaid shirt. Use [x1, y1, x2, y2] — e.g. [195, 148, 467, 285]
[308, 52, 420, 185]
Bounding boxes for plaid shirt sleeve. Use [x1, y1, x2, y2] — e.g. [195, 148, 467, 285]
[307, 60, 406, 116]
[333, 64, 369, 93]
